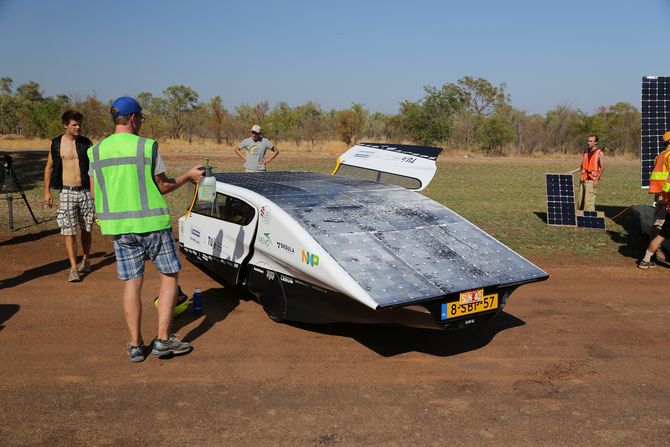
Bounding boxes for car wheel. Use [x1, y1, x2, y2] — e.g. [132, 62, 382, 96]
[266, 311, 285, 323]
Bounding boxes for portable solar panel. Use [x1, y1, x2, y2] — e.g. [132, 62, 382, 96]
[546, 173, 576, 226]
[576, 210, 606, 229]
[641, 76, 670, 188]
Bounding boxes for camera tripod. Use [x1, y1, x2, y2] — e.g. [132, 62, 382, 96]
[0, 154, 38, 230]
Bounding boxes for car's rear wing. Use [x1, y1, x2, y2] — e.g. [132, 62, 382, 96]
[332, 143, 443, 191]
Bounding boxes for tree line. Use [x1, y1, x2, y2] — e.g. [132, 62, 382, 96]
[0, 76, 641, 157]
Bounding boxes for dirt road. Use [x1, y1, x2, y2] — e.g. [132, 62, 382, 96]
[0, 226, 668, 446]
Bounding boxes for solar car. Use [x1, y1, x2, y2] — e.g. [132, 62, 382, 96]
[178, 143, 548, 330]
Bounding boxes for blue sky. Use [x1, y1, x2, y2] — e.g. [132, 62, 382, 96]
[0, 0, 668, 115]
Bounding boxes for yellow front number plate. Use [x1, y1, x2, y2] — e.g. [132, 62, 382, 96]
[442, 293, 498, 320]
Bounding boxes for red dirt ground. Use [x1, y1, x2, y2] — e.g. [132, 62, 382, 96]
[1, 224, 668, 446]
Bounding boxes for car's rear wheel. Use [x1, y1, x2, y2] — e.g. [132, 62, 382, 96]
[265, 310, 285, 323]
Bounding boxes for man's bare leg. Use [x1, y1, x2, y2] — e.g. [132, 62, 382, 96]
[81, 230, 91, 261]
[156, 272, 179, 341]
[64, 235, 78, 269]
[641, 234, 665, 265]
[123, 276, 144, 346]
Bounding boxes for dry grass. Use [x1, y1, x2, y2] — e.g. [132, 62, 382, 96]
[0, 134, 642, 160]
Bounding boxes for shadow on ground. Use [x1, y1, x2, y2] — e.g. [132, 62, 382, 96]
[534, 211, 548, 224]
[286, 311, 526, 357]
[168, 278, 525, 357]
[0, 304, 20, 332]
[0, 227, 60, 246]
[604, 204, 649, 259]
[534, 205, 647, 260]
[0, 251, 114, 290]
[172, 286, 244, 342]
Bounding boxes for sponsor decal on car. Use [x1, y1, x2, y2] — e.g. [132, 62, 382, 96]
[260, 205, 272, 224]
[301, 250, 319, 267]
[190, 226, 201, 244]
[257, 232, 272, 247]
[207, 236, 223, 252]
[280, 274, 294, 284]
[276, 241, 295, 254]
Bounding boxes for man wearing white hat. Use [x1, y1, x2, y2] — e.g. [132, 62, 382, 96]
[234, 124, 279, 172]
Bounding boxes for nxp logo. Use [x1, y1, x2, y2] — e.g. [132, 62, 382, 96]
[301, 250, 319, 267]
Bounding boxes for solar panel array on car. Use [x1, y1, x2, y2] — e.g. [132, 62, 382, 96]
[641, 76, 670, 188]
[546, 173, 576, 226]
[215, 171, 548, 307]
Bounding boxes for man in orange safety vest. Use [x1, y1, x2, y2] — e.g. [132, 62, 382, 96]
[639, 131, 670, 269]
[567, 134, 605, 211]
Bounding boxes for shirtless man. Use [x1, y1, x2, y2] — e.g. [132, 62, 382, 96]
[44, 110, 95, 282]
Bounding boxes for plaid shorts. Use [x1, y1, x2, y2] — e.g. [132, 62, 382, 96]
[112, 228, 182, 280]
[56, 189, 94, 236]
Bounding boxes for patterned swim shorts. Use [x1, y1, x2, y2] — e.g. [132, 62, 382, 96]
[112, 228, 182, 281]
[56, 189, 94, 236]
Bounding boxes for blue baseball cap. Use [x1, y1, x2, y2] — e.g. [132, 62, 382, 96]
[111, 96, 142, 118]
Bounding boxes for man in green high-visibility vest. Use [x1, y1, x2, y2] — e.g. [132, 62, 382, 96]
[88, 96, 204, 363]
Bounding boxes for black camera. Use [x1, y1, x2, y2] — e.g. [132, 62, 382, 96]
[1, 154, 11, 169]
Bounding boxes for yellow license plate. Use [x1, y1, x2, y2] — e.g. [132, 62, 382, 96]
[442, 293, 498, 319]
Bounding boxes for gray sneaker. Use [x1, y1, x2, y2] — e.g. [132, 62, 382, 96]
[78, 259, 91, 273]
[127, 342, 146, 363]
[637, 260, 656, 270]
[68, 268, 81, 282]
[151, 334, 192, 358]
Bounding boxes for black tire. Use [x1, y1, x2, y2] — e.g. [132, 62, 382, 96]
[266, 311, 285, 323]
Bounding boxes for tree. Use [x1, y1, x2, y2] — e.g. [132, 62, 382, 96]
[208, 96, 231, 145]
[233, 103, 253, 139]
[457, 76, 509, 116]
[0, 95, 19, 134]
[449, 77, 510, 149]
[399, 83, 467, 145]
[517, 114, 546, 155]
[72, 94, 110, 139]
[335, 110, 357, 145]
[591, 102, 640, 157]
[365, 112, 391, 141]
[16, 81, 43, 103]
[252, 100, 269, 126]
[33, 98, 64, 138]
[163, 85, 198, 139]
[183, 103, 209, 144]
[266, 101, 296, 142]
[15, 81, 45, 136]
[473, 114, 516, 153]
[335, 103, 367, 145]
[136, 92, 168, 140]
[544, 105, 585, 154]
[294, 101, 326, 145]
[0, 77, 13, 96]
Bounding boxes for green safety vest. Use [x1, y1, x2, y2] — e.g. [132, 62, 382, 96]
[88, 133, 171, 235]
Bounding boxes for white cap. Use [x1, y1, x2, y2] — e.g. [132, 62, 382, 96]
[251, 124, 261, 133]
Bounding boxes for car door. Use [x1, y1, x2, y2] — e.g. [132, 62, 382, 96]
[182, 191, 257, 285]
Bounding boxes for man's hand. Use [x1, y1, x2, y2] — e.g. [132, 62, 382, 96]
[593, 179, 599, 189]
[44, 191, 52, 208]
[188, 165, 205, 183]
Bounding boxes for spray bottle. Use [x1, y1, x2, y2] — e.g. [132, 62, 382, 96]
[197, 158, 216, 203]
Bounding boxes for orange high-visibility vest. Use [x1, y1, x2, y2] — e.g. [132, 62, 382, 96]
[580, 148, 602, 181]
[649, 148, 670, 193]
